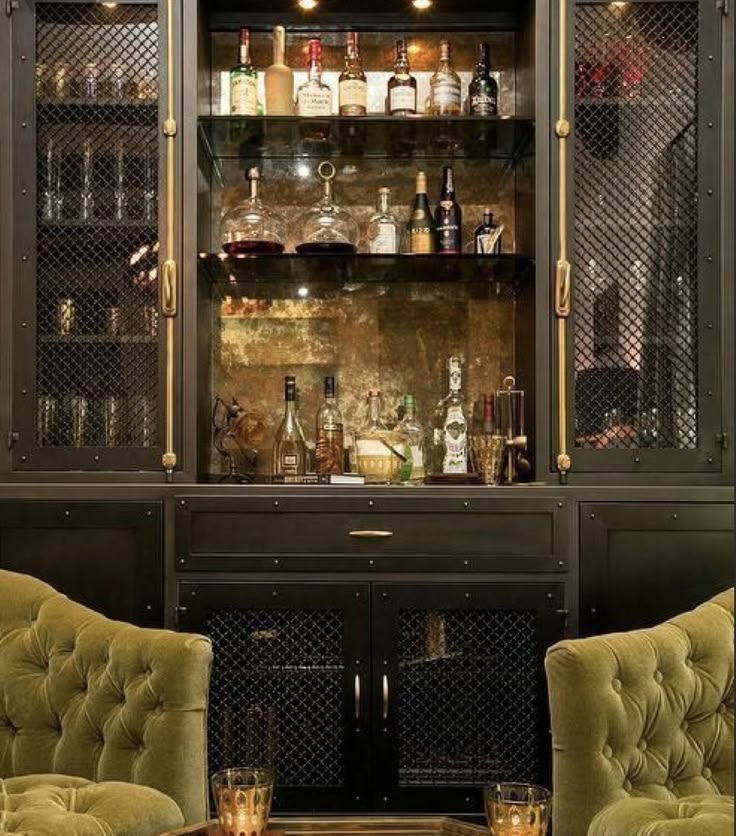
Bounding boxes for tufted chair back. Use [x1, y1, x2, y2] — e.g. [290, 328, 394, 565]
[545, 588, 734, 836]
[0, 569, 213, 824]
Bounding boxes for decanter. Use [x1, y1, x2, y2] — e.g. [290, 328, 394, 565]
[220, 167, 287, 254]
[354, 390, 404, 484]
[295, 161, 359, 254]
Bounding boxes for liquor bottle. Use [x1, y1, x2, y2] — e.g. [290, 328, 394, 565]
[338, 31, 367, 117]
[265, 25, 294, 115]
[273, 376, 308, 476]
[296, 38, 333, 117]
[468, 42, 498, 116]
[220, 167, 287, 254]
[439, 357, 468, 474]
[405, 171, 437, 254]
[428, 40, 462, 116]
[367, 187, 401, 254]
[397, 394, 426, 484]
[387, 39, 417, 116]
[315, 376, 344, 475]
[435, 166, 462, 255]
[230, 28, 259, 116]
[473, 208, 503, 254]
[482, 393, 495, 434]
[354, 390, 404, 484]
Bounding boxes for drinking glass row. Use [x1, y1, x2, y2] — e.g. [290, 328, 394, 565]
[50, 298, 158, 339]
[37, 61, 157, 102]
[37, 394, 156, 448]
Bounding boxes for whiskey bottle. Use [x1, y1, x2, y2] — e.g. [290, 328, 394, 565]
[273, 376, 308, 476]
[296, 38, 333, 117]
[473, 208, 503, 254]
[428, 40, 462, 116]
[315, 376, 344, 475]
[397, 394, 426, 484]
[265, 26, 294, 115]
[468, 42, 498, 116]
[367, 187, 401, 254]
[435, 166, 462, 255]
[387, 39, 417, 116]
[230, 28, 259, 116]
[438, 357, 468, 474]
[354, 390, 404, 484]
[338, 31, 367, 116]
[405, 171, 437, 254]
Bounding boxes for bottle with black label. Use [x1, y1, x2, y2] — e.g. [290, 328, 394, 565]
[473, 208, 502, 254]
[405, 171, 437, 254]
[435, 166, 462, 255]
[273, 376, 307, 476]
[468, 42, 498, 116]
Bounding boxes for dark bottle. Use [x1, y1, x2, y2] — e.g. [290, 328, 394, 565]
[406, 171, 437, 254]
[468, 42, 498, 116]
[387, 39, 417, 116]
[435, 166, 462, 255]
[473, 207, 502, 255]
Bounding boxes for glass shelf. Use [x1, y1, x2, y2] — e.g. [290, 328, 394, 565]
[199, 252, 534, 291]
[199, 115, 535, 161]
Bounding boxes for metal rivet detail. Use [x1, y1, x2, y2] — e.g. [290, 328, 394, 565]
[178, 558, 185, 565]
[21, 255, 28, 262]
[20, 455, 27, 462]
[21, 321, 27, 328]
[21, 388, 27, 395]
[273, 559, 279, 566]
[20, 54, 27, 61]
[369, 559, 375, 566]
[463, 501, 469, 509]
[368, 500, 374, 508]
[634, 456, 641, 463]
[64, 510, 70, 517]
[21, 122, 27, 128]
[557, 501, 564, 508]
[21, 188, 27, 195]
[707, 390, 713, 397]
[464, 593, 470, 600]
[708, 54, 713, 60]
[354, 592, 360, 598]
[271, 591, 278, 597]
[706, 321, 713, 329]
[590, 512, 596, 519]
[707, 189, 713, 196]
[708, 455, 714, 463]
[707, 255, 713, 263]
[672, 513, 678, 520]
[463, 560, 469, 567]
[179, 499, 186, 506]
[707, 121, 713, 128]
[93, 455, 99, 462]
[273, 500, 279, 508]
[558, 561, 565, 567]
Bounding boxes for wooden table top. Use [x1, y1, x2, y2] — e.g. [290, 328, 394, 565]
[161, 817, 487, 836]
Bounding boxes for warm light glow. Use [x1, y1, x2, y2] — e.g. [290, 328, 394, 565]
[101, 2, 118, 7]
[609, 1, 628, 7]
[412, 0, 433, 10]
[297, 163, 311, 178]
[297, 0, 318, 10]
[407, 43, 421, 56]
[297, 286, 310, 298]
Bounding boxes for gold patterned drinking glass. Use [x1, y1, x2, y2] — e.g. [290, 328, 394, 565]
[471, 434, 506, 485]
[211, 767, 274, 836]
[484, 783, 552, 836]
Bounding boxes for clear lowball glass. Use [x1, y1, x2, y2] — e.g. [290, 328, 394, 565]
[220, 167, 287, 255]
[295, 161, 360, 254]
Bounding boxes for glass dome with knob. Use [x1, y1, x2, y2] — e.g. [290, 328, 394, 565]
[295, 161, 359, 254]
[220, 167, 287, 254]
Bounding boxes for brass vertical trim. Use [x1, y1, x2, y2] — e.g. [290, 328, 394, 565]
[555, 0, 572, 478]
[161, 0, 177, 478]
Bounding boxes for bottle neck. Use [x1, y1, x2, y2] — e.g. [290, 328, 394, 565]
[238, 31, 251, 67]
[272, 27, 285, 65]
[377, 191, 391, 214]
[448, 362, 462, 394]
[324, 377, 336, 400]
[368, 395, 382, 425]
[476, 44, 490, 76]
[404, 400, 416, 420]
[308, 57, 323, 81]
[483, 210, 493, 226]
[441, 169, 456, 201]
[249, 177, 259, 200]
[439, 43, 452, 68]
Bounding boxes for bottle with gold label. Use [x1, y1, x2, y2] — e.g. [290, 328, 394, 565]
[354, 390, 404, 484]
[230, 28, 259, 116]
[387, 39, 417, 116]
[405, 171, 437, 254]
[273, 376, 307, 476]
[315, 376, 344, 475]
[428, 39, 462, 116]
[338, 31, 367, 116]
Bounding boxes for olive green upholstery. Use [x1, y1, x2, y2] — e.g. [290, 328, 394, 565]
[546, 588, 734, 836]
[0, 569, 213, 835]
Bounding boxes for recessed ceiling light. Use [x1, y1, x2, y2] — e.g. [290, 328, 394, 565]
[298, 0, 318, 10]
[101, 2, 118, 7]
[297, 286, 310, 298]
[609, 1, 628, 7]
[412, 0, 432, 9]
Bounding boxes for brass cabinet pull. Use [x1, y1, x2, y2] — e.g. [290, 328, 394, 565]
[555, 260, 571, 318]
[348, 530, 393, 538]
[161, 259, 177, 317]
[354, 673, 361, 720]
[382, 674, 389, 720]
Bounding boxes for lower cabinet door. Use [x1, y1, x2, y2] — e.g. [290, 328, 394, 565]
[371, 582, 565, 816]
[178, 581, 371, 815]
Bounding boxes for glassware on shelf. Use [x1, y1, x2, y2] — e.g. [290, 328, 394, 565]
[143, 304, 159, 338]
[68, 394, 89, 448]
[51, 62, 72, 99]
[102, 395, 124, 447]
[273, 375, 307, 476]
[367, 187, 401, 254]
[220, 167, 287, 255]
[295, 161, 359, 254]
[130, 395, 154, 447]
[211, 768, 274, 836]
[105, 305, 121, 337]
[397, 394, 426, 484]
[79, 138, 95, 222]
[338, 31, 367, 117]
[141, 150, 156, 224]
[37, 396, 57, 447]
[354, 389, 404, 484]
[41, 138, 59, 223]
[56, 297, 77, 336]
[113, 139, 128, 222]
[484, 782, 552, 836]
[428, 40, 462, 116]
[496, 375, 530, 482]
[106, 62, 129, 100]
[80, 62, 100, 99]
[638, 407, 659, 448]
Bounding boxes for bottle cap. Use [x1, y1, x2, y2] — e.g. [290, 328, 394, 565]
[404, 394, 416, 407]
[239, 27, 250, 44]
[378, 187, 391, 196]
[396, 38, 407, 55]
[307, 38, 322, 62]
[247, 167, 260, 181]
[324, 376, 336, 397]
[368, 389, 381, 397]
[416, 171, 427, 193]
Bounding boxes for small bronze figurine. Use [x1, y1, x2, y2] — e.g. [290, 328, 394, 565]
[212, 396, 265, 483]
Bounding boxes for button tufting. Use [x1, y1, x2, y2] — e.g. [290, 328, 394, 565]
[681, 720, 689, 731]
[612, 678, 623, 693]
[603, 745, 613, 759]
[685, 659, 694, 669]
[702, 767, 712, 780]
[623, 779, 632, 792]
[717, 704, 727, 716]
[666, 779, 675, 791]
[654, 670, 663, 684]
[638, 739, 647, 752]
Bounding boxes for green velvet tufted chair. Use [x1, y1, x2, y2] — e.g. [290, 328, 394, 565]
[0, 569, 212, 836]
[546, 588, 734, 836]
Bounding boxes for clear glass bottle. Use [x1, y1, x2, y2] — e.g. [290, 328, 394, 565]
[338, 31, 367, 116]
[315, 376, 344, 475]
[405, 171, 437, 254]
[468, 42, 498, 116]
[435, 165, 462, 254]
[387, 39, 417, 116]
[428, 40, 462, 116]
[296, 38, 333, 117]
[79, 138, 94, 222]
[295, 160, 359, 254]
[431, 357, 468, 474]
[354, 390, 404, 484]
[397, 394, 426, 484]
[367, 188, 401, 254]
[220, 167, 287, 254]
[265, 25, 294, 115]
[273, 375, 307, 476]
[230, 27, 259, 116]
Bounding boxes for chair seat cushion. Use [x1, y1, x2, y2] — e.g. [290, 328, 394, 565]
[589, 794, 735, 836]
[0, 774, 184, 836]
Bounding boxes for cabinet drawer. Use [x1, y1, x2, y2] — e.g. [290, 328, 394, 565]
[175, 495, 569, 572]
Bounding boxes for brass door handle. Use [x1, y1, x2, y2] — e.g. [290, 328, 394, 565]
[382, 674, 389, 720]
[348, 530, 393, 538]
[354, 673, 361, 720]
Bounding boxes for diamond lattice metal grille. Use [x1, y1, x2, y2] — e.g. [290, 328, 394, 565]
[573, 3, 699, 450]
[35, 4, 159, 450]
[205, 608, 346, 788]
[397, 608, 541, 786]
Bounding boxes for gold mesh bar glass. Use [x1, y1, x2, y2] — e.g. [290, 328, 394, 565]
[484, 783, 552, 836]
[211, 767, 274, 836]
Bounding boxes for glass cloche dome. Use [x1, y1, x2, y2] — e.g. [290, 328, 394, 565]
[295, 161, 359, 254]
[220, 167, 287, 255]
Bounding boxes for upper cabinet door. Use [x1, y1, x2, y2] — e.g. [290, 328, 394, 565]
[553, 0, 728, 479]
[9, 0, 174, 473]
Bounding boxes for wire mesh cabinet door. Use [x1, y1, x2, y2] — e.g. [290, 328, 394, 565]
[372, 582, 565, 815]
[10, 0, 169, 472]
[557, 0, 727, 477]
[179, 581, 372, 814]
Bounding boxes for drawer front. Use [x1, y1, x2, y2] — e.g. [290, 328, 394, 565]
[175, 495, 569, 572]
